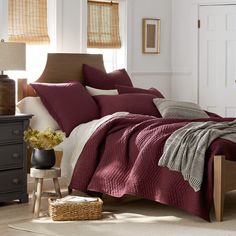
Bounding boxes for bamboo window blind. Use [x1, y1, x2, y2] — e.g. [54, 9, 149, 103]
[87, 0, 121, 48]
[8, 0, 50, 44]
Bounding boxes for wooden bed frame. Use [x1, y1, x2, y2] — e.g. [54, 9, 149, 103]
[17, 53, 236, 222]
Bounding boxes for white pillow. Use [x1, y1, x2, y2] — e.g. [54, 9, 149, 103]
[17, 97, 59, 131]
[85, 86, 118, 96]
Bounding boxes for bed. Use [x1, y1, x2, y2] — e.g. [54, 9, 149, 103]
[17, 53, 236, 222]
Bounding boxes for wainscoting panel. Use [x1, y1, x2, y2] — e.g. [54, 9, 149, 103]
[225, 107, 236, 118]
[130, 70, 171, 98]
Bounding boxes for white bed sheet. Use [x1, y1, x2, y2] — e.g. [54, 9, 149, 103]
[55, 112, 129, 184]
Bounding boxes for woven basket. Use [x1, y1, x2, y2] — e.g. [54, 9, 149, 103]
[48, 197, 103, 221]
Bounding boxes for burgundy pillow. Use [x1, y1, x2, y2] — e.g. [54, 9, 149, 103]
[116, 85, 165, 98]
[30, 82, 99, 136]
[94, 94, 161, 117]
[83, 64, 133, 89]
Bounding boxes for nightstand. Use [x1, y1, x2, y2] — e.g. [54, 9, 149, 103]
[0, 114, 32, 203]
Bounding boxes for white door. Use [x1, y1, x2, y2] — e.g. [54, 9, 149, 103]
[199, 5, 236, 117]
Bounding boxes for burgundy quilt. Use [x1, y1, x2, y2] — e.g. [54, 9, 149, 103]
[69, 114, 236, 221]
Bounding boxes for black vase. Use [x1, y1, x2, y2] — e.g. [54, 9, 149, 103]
[31, 149, 56, 169]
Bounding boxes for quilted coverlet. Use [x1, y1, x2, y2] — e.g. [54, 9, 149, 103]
[69, 114, 236, 221]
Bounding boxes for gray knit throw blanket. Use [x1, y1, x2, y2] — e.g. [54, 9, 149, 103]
[158, 120, 236, 192]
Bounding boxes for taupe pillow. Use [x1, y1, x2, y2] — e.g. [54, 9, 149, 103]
[153, 98, 209, 119]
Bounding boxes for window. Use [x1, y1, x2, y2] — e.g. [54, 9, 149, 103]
[7, 0, 56, 82]
[87, 0, 121, 48]
[87, 0, 126, 72]
[87, 48, 118, 72]
[8, 0, 50, 44]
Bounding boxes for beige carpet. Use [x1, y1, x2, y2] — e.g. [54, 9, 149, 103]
[8, 192, 236, 236]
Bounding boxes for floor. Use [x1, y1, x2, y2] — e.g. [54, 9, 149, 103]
[0, 198, 44, 236]
[0, 176, 69, 236]
[2, 181, 236, 236]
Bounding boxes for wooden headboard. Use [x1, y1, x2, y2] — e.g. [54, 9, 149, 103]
[18, 53, 106, 171]
[18, 53, 105, 101]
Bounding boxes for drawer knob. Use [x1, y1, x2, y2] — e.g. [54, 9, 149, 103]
[12, 153, 20, 159]
[12, 130, 20, 135]
[12, 178, 20, 185]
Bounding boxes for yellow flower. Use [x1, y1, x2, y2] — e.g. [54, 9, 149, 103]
[24, 128, 64, 150]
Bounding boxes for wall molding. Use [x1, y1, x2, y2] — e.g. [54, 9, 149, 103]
[130, 68, 192, 77]
[80, 0, 87, 53]
[126, 0, 134, 71]
[56, 0, 63, 52]
[195, 0, 236, 6]
[130, 70, 172, 76]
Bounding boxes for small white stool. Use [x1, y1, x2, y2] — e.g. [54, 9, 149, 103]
[30, 167, 62, 217]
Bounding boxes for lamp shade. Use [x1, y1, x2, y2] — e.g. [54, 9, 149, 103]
[0, 42, 26, 71]
[0, 41, 26, 115]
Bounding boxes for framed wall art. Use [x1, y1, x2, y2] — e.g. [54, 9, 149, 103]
[142, 18, 160, 54]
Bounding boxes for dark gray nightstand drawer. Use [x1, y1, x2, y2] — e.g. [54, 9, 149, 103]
[0, 144, 23, 170]
[0, 169, 23, 193]
[0, 123, 23, 142]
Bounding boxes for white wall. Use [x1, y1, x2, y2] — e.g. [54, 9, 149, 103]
[127, 0, 172, 97]
[56, 0, 236, 102]
[1, 0, 172, 97]
[56, 0, 84, 52]
[4, 0, 236, 101]
[171, 0, 236, 103]
[57, 0, 172, 98]
[0, 0, 8, 39]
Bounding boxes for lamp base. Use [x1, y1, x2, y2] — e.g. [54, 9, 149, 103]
[0, 75, 15, 115]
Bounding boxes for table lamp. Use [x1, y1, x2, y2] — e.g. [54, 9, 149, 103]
[0, 40, 26, 115]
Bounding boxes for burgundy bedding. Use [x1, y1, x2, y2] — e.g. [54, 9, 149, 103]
[83, 64, 133, 89]
[69, 114, 236, 221]
[116, 85, 165, 98]
[94, 94, 161, 117]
